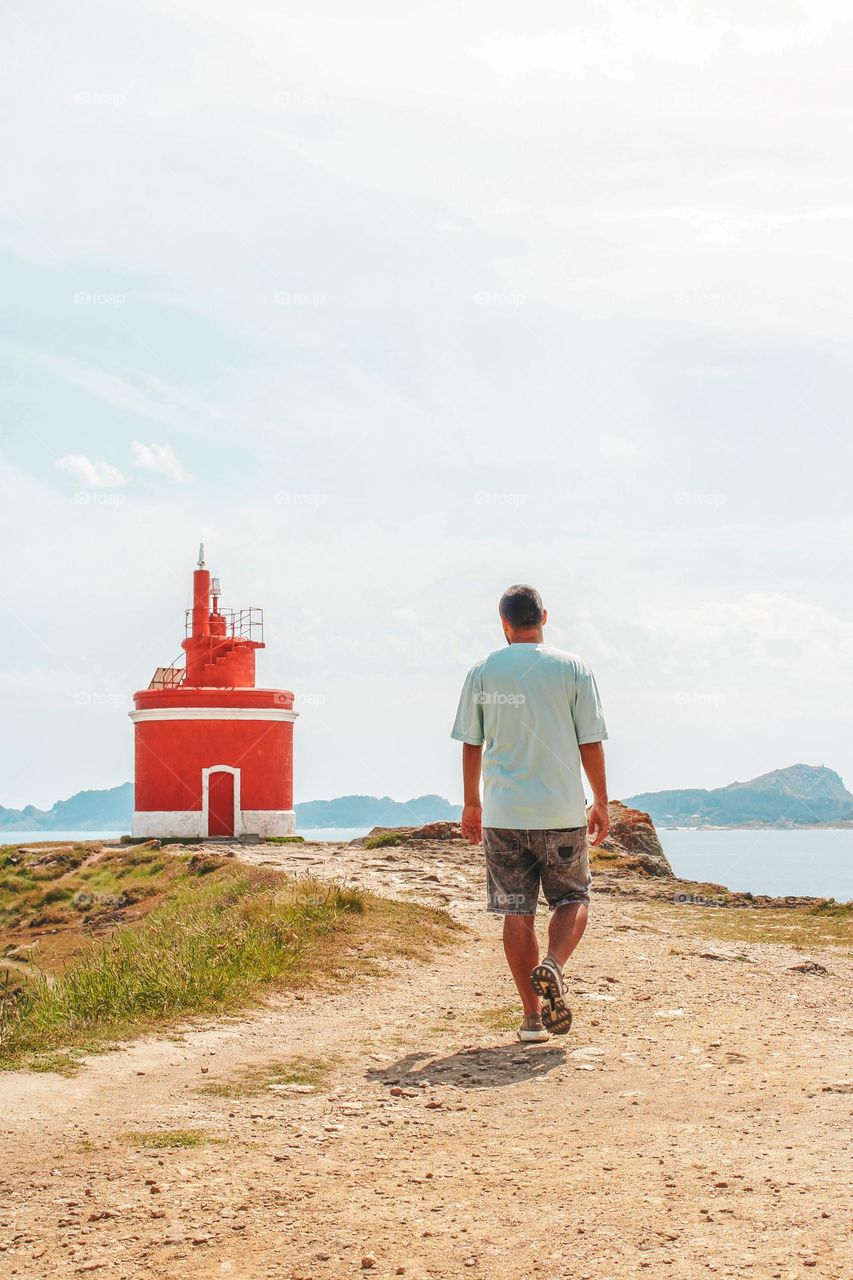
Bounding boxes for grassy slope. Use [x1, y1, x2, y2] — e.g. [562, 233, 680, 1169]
[0, 845, 462, 1072]
[636, 896, 852, 951]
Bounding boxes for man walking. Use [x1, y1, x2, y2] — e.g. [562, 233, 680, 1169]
[451, 585, 609, 1043]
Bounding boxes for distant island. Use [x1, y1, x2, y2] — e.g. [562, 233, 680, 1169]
[0, 783, 136, 832]
[294, 794, 461, 828]
[0, 785, 461, 832]
[3, 763, 852, 832]
[626, 764, 853, 828]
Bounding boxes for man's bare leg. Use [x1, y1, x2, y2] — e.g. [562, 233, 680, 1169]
[502, 914, 541, 1017]
[546, 901, 588, 969]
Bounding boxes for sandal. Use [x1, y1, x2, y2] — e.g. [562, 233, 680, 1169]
[531, 957, 573, 1035]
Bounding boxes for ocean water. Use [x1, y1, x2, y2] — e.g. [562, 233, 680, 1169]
[4, 827, 850, 902]
[660, 828, 853, 902]
[301, 827, 372, 843]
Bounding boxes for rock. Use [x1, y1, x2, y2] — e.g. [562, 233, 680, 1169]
[405, 821, 461, 841]
[599, 802, 674, 877]
[789, 960, 828, 975]
[359, 821, 463, 844]
[361, 1253, 377, 1269]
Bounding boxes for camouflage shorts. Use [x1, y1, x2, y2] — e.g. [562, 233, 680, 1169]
[482, 826, 591, 915]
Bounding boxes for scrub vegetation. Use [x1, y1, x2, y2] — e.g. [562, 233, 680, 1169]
[0, 844, 461, 1072]
[365, 832, 403, 849]
[641, 895, 853, 951]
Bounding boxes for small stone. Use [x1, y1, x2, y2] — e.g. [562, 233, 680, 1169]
[361, 1253, 377, 1269]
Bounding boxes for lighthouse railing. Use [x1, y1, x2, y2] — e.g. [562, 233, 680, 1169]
[184, 607, 263, 643]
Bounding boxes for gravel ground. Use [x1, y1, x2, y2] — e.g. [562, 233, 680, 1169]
[0, 835, 850, 1279]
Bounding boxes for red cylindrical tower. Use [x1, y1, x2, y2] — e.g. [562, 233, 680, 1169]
[130, 547, 297, 839]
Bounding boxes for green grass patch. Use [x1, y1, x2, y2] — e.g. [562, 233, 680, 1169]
[0, 845, 170, 931]
[806, 900, 853, 917]
[0, 855, 462, 1071]
[124, 1128, 210, 1150]
[25, 1049, 83, 1076]
[365, 832, 402, 849]
[641, 896, 853, 951]
[0, 872, 361, 1066]
[264, 836, 305, 844]
[473, 1004, 519, 1032]
[199, 1054, 333, 1098]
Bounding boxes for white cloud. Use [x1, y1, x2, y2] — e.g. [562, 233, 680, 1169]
[55, 455, 127, 488]
[131, 441, 189, 482]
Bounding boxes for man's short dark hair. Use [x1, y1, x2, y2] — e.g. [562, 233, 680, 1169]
[499, 584, 544, 628]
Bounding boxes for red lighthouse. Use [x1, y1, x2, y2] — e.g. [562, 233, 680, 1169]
[130, 547, 297, 839]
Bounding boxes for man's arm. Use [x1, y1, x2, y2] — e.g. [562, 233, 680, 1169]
[460, 742, 483, 844]
[579, 741, 609, 845]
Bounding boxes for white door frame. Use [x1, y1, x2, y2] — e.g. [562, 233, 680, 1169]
[201, 765, 242, 837]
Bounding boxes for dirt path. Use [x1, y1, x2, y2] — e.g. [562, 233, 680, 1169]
[1, 840, 850, 1279]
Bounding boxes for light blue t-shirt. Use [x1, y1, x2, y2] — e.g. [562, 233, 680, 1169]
[451, 643, 608, 830]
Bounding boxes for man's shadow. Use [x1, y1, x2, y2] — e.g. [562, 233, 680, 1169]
[365, 1042, 567, 1091]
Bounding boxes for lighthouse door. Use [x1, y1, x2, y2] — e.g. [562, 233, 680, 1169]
[208, 770, 235, 837]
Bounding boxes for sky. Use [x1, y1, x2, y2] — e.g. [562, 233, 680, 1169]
[2, 0, 853, 810]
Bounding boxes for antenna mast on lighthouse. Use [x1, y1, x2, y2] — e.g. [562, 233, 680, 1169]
[198, 542, 205, 568]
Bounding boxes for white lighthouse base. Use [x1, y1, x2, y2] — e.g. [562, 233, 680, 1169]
[131, 810, 296, 839]
[131, 810, 205, 839]
[239, 810, 297, 838]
